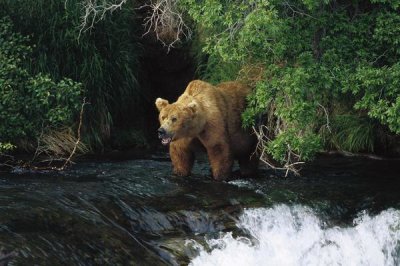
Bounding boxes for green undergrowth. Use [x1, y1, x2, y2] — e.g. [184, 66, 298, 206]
[184, 0, 400, 169]
[0, 16, 82, 154]
[0, 0, 149, 153]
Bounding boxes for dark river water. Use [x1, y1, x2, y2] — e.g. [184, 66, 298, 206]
[0, 153, 399, 265]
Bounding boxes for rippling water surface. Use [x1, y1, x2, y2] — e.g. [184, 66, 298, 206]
[0, 154, 399, 265]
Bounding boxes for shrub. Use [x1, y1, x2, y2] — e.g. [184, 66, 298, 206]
[0, 16, 82, 152]
[0, 0, 145, 150]
[181, 0, 400, 169]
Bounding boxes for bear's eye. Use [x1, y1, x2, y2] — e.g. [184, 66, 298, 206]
[171, 117, 177, 122]
[161, 116, 166, 120]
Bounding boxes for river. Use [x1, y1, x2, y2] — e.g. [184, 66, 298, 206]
[0, 153, 399, 265]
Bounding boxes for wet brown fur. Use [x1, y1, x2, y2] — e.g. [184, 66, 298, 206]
[155, 80, 257, 181]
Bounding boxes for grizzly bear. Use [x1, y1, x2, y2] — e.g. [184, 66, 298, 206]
[155, 80, 257, 181]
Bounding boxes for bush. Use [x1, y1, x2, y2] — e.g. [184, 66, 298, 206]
[0, 17, 82, 152]
[182, 0, 400, 168]
[0, 0, 145, 150]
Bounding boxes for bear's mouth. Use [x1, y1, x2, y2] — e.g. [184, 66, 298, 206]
[161, 137, 172, 146]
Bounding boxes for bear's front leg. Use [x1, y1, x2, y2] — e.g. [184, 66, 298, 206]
[206, 142, 233, 181]
[169, 138, 195, 177]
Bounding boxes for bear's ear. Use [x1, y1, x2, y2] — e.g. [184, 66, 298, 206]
[187, 101, 197, 115]
[155, 98, 169, 111]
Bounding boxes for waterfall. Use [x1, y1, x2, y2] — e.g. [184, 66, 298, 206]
[189, 205, 400, 266]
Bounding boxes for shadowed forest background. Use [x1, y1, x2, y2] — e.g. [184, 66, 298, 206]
[1, 0, 399, 171]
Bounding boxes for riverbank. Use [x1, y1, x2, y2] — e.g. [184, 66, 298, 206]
[2, 146, 399, 176]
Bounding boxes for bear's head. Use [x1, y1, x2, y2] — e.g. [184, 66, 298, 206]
[155, 97, 204, 145]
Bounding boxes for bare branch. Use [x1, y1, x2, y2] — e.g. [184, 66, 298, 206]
[252, 125, 303, 177]
[318, 103, 332, 133]
[78, 0, 128, 38]
[281, 1, 318, 20]
[77, 0, 192, 51]
[138, 0, 192, 51]
[26, 98, 89, 171]
[369, 49, 388, 65]
[60, 97, 89, 170]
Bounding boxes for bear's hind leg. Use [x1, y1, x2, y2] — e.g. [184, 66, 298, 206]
[169, 139, 195, 177]
[206, 143, 233, 181]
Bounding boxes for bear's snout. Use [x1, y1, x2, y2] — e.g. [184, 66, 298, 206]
[158, 127, 166, 137]
[158, 127, 173, 145]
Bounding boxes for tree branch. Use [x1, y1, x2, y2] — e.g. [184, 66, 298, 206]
[77, 0, 192, 51]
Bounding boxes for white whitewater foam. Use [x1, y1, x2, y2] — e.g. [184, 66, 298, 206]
[188, 205, 400, 266]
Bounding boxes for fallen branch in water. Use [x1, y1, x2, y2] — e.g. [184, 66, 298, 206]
[252, 125, 304, 177]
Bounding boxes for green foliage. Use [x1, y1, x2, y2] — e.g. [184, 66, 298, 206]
[1, 0, 146, 150]
[182, 0, 285, 63]
[370, 0, 400, 9]
[0, 16, 81, 150]
[267, 128, 321, 163]
[194, 53, 241, 83]
[0, 142, 15, 153]
[182, 0, 400, 165]
[242, 62, 324, 164]
[344, 64, 400, 134]
[327, 115, 375, 153]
